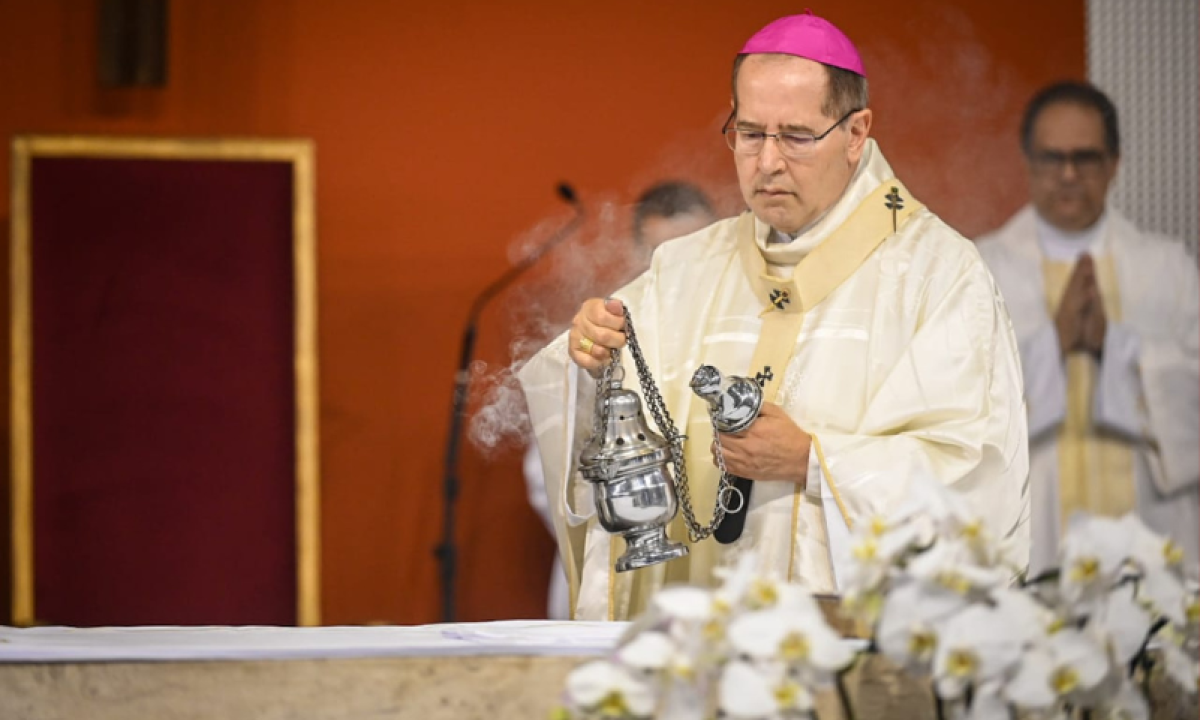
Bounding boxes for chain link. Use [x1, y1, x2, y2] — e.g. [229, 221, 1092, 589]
[606, 306, 730, 543]
[593, 349, 618, 450]
[710, 419, 744, 515]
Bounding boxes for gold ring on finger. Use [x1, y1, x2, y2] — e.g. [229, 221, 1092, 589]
[578, 336, 595, 353]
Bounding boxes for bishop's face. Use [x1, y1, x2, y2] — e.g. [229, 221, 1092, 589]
[731, 54, 870, 235]
[1025, 101, 1118, 231]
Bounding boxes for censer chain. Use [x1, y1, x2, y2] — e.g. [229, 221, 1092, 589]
[593, 306, 731, 543]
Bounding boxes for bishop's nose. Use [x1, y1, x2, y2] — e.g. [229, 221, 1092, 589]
[756, 136, 787, 174]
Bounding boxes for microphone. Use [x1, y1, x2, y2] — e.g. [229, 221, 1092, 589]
[556, 182, 576, 204]
[436, 183, 585, 622]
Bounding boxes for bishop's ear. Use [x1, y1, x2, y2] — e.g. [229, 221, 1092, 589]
[846, 108, 873, 163]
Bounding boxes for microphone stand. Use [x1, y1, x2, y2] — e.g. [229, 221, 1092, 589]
[436, 183, 584, 622]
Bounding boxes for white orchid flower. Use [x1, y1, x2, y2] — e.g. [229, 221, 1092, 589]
[1157, 626, 1200, 694]
[617, 627, 712, 687]
[1003, 628, 1108, 710]
[774, 582, 825, 614]
[871, 511, 931, 559]
[840, 517, 927, 597]
[1120, 513, 1186, 574]
[876, 580, 968, 673]
[1059, 515, 1132, 609]
[1060, 667, 1152, 720]
[618, 631, 675, 671]
[652, 586, 716, 623]
[718, 659, 814, 719]
[1138, 565, 1187, 628]
[713, 552, 758, 612]
[1109, 514, 1196, 628]
[1165, 646, 1200, 695]
[615, 630, 712, 720]
[642, 585, 733, 675]
[965, 681, 1013, 720]
[560, 507, 1193, 720]
[906, 538, 1010, 596]
[1185, 579, 1200, 626]
[719, 660, 775, 718]
[695, 555, 796, 615]
[841, 533, 889, 596]
[932, 499, 1007, 569]
[933, 605, 1022, 700]
[565, 659, 658, 718]
[745, 574, 813, 613]
[1091, 583, 1153, 665]
[990, 586, 1059, 647]
[839, 529, 896, 616]
[1182, 582, 1200, 659]
[890, 473, 1000, 555]
[727, 604, 854, 680]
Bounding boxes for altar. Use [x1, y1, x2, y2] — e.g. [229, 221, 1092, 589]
[0, 622, 616, 719]
[0, 622, 1193, 719]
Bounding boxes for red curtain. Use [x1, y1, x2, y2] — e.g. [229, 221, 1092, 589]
[30, 157, 297, 626]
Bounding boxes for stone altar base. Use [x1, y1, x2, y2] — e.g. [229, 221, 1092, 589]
[0, 623, 1193, 719]
[1, 656, 579, 720]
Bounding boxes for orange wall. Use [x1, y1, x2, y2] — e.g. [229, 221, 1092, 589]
[0, 0, 1084, 625]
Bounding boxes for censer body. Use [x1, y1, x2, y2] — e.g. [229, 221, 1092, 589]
[578, 375, 689, 572]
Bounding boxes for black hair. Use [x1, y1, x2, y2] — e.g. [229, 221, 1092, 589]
[1020, 81, 1120, 157]
[632, 182, 714, 244]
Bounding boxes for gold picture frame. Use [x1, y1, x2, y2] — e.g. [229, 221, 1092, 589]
[9, 135, 321, 626]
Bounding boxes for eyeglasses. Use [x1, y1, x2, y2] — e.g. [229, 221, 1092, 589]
[722, 108, 860, 160]
[1029, 149, 1112, 176]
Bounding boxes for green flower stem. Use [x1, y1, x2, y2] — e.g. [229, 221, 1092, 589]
[1128, 616, 1169, 677]
[1020, 569, 1061, 587]
[934, 692, 947, 720]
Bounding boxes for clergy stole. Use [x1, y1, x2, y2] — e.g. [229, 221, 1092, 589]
[615, 182, 922, 618]
[1043, 254, 1136, 526]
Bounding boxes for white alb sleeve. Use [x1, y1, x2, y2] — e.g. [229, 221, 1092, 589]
[1092, 322, 1143, 439]
[1020, 322, 1067, 440]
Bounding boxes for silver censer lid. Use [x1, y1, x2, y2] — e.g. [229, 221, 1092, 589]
[578, 366, 689, 572]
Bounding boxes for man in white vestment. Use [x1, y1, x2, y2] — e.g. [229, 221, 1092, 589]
[977, 82, 1199, 573]
[520, 12, 1031, 621]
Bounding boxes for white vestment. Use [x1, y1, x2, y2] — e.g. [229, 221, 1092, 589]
[977, 205, 1199, 573]
[522, 442, 570, 619]
[520, 140, 1030, 620]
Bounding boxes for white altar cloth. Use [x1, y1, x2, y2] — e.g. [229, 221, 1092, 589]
[0, 620, 629, 663]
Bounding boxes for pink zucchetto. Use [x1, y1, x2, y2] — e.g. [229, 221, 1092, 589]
[740, 10, 866, 78]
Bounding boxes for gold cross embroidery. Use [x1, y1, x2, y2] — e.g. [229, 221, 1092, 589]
[768, 289, 790, 310]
